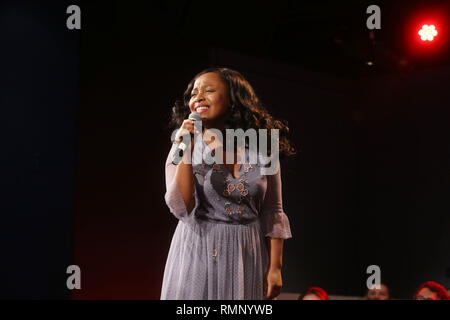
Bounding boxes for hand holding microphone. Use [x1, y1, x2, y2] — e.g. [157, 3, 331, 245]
[172, 111, 202, 165]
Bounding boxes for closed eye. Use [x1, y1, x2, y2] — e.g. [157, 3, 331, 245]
[191, 90, 214, 97]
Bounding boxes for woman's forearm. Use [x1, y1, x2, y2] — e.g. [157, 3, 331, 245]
[264, 237, 284, 299]
[174, 140, 196, 214]
[267, 237, 284, 270]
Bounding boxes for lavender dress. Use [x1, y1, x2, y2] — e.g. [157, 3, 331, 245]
[160, 138, 292, 300]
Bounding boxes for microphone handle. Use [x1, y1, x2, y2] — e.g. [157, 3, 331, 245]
[172, 133, 194, 165]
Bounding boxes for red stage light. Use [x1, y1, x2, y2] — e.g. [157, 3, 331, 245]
[404, 5, 449, 59]
[418, 25, 438, 41]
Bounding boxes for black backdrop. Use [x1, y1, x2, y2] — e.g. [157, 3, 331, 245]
[1, 0, 79, 299]
[2, 0, 449, 299]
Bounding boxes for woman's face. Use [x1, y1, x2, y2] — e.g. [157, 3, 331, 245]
[366, 284, 389, 300]
[415, 288, 438, 300]
[189, 72, 231, 129]
[302, 293, 322, 300]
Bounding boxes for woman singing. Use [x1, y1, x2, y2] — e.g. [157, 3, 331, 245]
[161, 67, 295, 300]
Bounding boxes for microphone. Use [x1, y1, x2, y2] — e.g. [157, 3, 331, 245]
[172, 111, 202, 165]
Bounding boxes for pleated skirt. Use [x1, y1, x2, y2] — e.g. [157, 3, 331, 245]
[160, 218, 269, 300]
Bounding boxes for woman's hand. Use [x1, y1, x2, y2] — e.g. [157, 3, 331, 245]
[174, 119, 196, 144]
[264, 268, 282, 300]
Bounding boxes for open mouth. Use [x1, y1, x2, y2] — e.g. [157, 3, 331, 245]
[196, 106, 209, 113]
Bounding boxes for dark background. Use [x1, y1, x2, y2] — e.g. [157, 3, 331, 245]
[2, 0, 449, 299]
[1, 0, 79, 299]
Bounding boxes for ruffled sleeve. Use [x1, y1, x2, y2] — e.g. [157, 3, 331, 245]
[260, 161, 292, 239]
[164, 142, 200, 223]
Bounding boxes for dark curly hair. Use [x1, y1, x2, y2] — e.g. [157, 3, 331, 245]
[168, 67, 296, 158]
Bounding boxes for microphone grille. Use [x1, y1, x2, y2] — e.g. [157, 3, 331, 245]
[188, 111, 202, 121]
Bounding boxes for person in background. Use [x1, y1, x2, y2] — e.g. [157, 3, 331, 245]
[298, 287, 329, 300]
[364, 283, 391, 300]
[413, 281, 449, 300]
